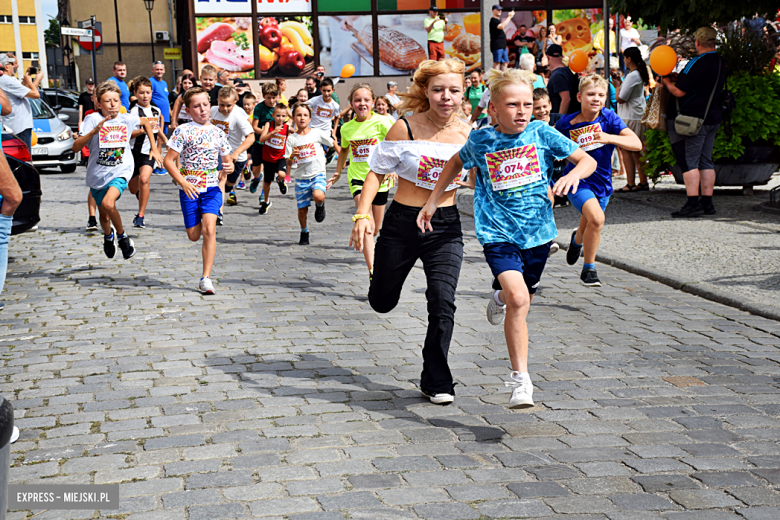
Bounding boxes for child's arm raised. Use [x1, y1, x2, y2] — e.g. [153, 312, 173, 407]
[552, 148, 597, 197]
[257, 122, 279, 144]
[72, 116, 108, 152]
[416, 153, 464, 233]
[163, 149, 199, 200]
[592, 127, 641, 152]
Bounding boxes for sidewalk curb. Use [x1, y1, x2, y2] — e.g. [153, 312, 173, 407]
[456, 190, 780, 323]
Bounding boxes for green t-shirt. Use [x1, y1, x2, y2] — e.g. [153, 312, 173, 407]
[253, 102, 276, 144]
[466, 84, 486, 119]
[425, 17, 446, 43]
[340, 114, 394, 195]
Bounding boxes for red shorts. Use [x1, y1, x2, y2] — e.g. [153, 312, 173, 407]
[428, 41, 445, 61]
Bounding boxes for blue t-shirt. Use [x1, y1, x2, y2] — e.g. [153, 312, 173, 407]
[556, 108, 626, 198]
[150, 77, 171, 123]
[459, 122, 578, 250]
[107, 76, 130, 110]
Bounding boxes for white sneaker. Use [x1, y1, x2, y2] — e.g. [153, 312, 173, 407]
[548, 242, 560, 257]
[421, 389, 454, 405]
[10, 426, 19, 443]
[198, 277, 215, 295]
[487, 293, 505, 326]
[506, 372, 534, 409]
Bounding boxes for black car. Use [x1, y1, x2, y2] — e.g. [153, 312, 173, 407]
[1, 134, 42, 235]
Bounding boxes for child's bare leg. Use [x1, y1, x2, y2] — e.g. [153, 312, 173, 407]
[579, 199, 604, 265]
[200, 213, 218, 278]
[496, 271, 531, 373]
[263, 181, 271, 203]
[298, 207, 308, 229]
[88, 191, 96, 217]
[138, 166, 153, 216]
[98, 188, 124, 235]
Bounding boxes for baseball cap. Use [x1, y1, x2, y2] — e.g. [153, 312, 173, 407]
[547, 44, 563, 57]
[86, 78, 95, 85]
[430, 6, 438, 11]
[694, 26, 717, 44]
[0, 54, 8, 67]
[491, 4, 502, 10]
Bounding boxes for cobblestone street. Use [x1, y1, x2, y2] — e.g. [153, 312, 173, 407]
[3, 167, 780, 520]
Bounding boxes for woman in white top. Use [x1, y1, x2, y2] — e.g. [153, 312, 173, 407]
[351, 59, 471, 406]
[615, 46, 649, 191]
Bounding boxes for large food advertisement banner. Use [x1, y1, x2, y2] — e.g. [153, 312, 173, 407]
[196, 17, 256, 79]
[552, 8, 603, 56]
[318, 16, 375, 77]
[257, 0, 312, 14]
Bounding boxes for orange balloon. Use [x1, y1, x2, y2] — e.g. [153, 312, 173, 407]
[568, 50, 588, 73]
[30, 131, 37, 147]
[340, 64, 355, 78]
[650, 45, 677, 76]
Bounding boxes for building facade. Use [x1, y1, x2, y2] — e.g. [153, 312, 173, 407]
[0, 0, 47, 75]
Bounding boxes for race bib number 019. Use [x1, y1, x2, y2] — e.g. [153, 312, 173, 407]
[485, 144, 543, 191]
[349, 138, 377, 163]
[416, 156, 461, 191]
[570, 122, 604, 151]
[99, 124, 128, 149]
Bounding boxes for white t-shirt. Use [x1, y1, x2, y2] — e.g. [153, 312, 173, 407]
[284, 128, 333, 180]
[617, 69, 647, 121]
[129, 104, 161, 155]
[386, 92, 401, 108]
[477, 89, 492, 125]
[0, 75, 32, 135]
[307, 95, 340, 132]
[167, 121, 231, 192]
[81, 112, 140, 189]
[210, 105, 253, 162]
[620, 27, 641, 52]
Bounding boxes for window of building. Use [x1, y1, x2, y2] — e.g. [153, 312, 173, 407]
[18, 16, 36, 24]
[0, 16, 12, 23]
[22, 52, 40, 60]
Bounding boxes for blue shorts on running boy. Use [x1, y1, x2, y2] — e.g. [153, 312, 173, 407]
[483, 242, 552, 294]
[567, 188, 610, 213]
[295, 174, 326, 209]
[180, 186, 222, 229]
[91, 177, 128, 208]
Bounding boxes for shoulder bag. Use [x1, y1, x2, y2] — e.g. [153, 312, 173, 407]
[674, 58, 722, 137]
[642, 84, 669, 131]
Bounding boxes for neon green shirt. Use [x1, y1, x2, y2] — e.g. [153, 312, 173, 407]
[340, 114, 394, 196]
[425, 17, 446, 43]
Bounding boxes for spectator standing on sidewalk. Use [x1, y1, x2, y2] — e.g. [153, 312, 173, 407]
[107, 61, 130, 110]
[0, 152, 22, 311]
[150, 61, 171, 133]
[546, 44, 580, 114]
[490, 5, 514, 71]
[615, 46, 649, 192]
[663, 26, 725, 218]
[424, 7, 447, 61]
[77, 79, 95, 130]
[0, 53, 42, 150]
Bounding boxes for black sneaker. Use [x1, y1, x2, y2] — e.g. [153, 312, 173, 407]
[566, 230, 582, 266]
[217, 212, 224, 226]
[103, 231, 117, 259]
[580, 268, 601, 287]
[87, 217, 98, 231]
[671, 203, 705, 218]
[249, 178, 261, 193]
[118, 235, 136, 259]
[277, 178, 288, 195]
[315, 202, 326, 223]
[299, 230, 310, 245]
[701, 203, 716, 215]
[258, 201, 272, 215]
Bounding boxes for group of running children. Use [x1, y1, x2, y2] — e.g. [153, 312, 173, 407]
[72, 61, 640, 406]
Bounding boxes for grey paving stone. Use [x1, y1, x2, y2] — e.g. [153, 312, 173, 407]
[668, 489, 741, 509]
[378, 487, 451, 505]
[609, 494, 676, 511]
[692, 471, 761, 487]
[445, 484, 511, 502]
[507, 481, 570, 498]
[545, 497, 617, 514]
[736, 507, 780, 520]
[477, 499, 554, 518]
[289, 513, 346, 520]
[727, 486, 780, 506]
[565, 477, 641, 496]
[348, 474, 403, 489]
[633, 475, 701, 493]
[186, 471, 254, 489]
[414, 502, 478, 519]
[187, 502, 249, 520]
[318, 491, 381, 510]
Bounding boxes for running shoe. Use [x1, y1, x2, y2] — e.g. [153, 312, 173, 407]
[548, 242, 559, 257]
[217, 212, 224, 226]
[258, 201, 272, 215]
[236, 180, 247, 190]
[566, 230, 582, 265]
[198, 277, 215, 295]
[133, 215, 145, 228]
[103, 229, 117, 259]
[10, 426, 19, 443]
[118, 235, 136, 260]
[506, 372, 534, 409]
[314, 202, 326, 223]
[299, 230, 310, 245]
[86, 216, 98, 231]
[249, 178, 261, 193]
[421, 388, 454, 405]
[580, 268, 602, 287]
[227, 192, 238, 206]
[277, 178, 288, 195]
[153, 167, 167, 175]
[487, 294, 505, 326]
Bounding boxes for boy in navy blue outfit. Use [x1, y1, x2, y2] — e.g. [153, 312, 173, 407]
[555, 74, 641, 287]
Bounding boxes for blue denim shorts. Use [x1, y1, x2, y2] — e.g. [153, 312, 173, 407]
[180, 185, 222, 229]
[492, 48, 509, 63]
[483, 241, 552, 295]
[567, 188, 610, 214]
[90, 177, 128, 207]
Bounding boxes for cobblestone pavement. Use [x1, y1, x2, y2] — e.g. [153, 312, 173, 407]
[3, 166, 780, 520]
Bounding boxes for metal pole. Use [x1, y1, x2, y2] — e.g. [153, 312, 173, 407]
[167, 0, 176, 83]
[113, 0, 122, 61]
[90, 15, 97, 84]
[603, 0, 610, 83]
[148, 10, 156, 62]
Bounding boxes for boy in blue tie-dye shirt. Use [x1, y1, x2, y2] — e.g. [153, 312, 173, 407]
[417, 69, 596, 410]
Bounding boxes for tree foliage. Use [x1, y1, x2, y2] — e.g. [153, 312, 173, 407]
[611, 0, 778, 32]
[44, 18, 60, 48]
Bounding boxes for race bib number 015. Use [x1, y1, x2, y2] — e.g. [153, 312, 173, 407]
[349, 138, 377, 163]
[99, 124, 128, 149]
[416, 156, 461, 191]
[569, 122, 604, 151]
[485, 144, 543, 192]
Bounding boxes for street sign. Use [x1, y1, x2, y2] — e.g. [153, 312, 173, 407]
[163, 48, 182, 60]
[78, 28, 102, 51]
[81, 19, 93, 29]
[61, 27, 92, 38]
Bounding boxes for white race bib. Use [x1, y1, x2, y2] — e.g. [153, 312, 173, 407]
[349, 138, 377, 163]
[99, 124, 128, 149]
[295, 144, 316, 165]
[485, 144, 543, 191]
[569, 122, 604, 151]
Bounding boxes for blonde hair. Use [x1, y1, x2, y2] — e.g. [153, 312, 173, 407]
[95, 81, 122, 102]
[200, 65, 218, 78]
[349, 83, 375, 104]
[578, 73, 608, 93]
[397, 59, 465, 114]
[218, 85, 237, 100]
[485, 68, 535, 101]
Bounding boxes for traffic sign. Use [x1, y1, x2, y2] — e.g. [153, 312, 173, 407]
[78, 28, 102, 51]
[163, 48, 182, 60]
[62, 27, 92, 38]
[81, 19, 93, 29]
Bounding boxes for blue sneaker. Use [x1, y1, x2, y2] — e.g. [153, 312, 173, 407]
[249, 178, 261, 193]
[153, 167, 167, 175]
[133, 214, 145, 228]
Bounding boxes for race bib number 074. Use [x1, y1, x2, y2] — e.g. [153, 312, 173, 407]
[484, 144, 543, 191]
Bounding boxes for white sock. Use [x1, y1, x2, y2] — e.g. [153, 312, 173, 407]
[512, 371, 530, 381]
[493, 290, 505, 307]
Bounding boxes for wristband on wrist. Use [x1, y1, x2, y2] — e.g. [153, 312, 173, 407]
[352, 214, 371, 222]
